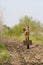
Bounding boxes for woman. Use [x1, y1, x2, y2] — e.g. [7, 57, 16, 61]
[23, 26, 29, 40]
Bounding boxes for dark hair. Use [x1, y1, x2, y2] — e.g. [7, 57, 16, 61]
[23, 28, 25, 31]
[28, 26, 29, 28]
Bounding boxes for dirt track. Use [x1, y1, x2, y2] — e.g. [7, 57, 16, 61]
[1, 37, 43, 65]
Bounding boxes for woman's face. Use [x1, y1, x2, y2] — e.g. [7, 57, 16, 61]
[26, 27, 29, 30]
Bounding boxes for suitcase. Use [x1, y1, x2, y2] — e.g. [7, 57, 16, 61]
[23, 39, 32, 49]
[23, 39, 32, 45]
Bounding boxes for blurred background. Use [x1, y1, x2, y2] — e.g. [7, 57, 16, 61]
[0, 0, 43, 43]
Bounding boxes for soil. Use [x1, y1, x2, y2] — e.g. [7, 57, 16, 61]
[0, 37, 43, 65]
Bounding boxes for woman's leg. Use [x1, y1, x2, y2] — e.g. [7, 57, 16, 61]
[28, 37, 29, 40]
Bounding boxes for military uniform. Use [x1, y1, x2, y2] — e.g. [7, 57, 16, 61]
[23, 26, 29, 40]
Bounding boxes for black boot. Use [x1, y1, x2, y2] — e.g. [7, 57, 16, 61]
[28, 37, 29, 40]
[27, 45, 29, 49]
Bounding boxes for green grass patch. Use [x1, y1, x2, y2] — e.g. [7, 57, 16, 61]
[29, 35, 43, 44]
[0, 42, 10, 64]
[0, 43, 6, 50]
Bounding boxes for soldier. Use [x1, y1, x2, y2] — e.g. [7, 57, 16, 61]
[23, 26, 30, 49]
[23, 26, 29, 40]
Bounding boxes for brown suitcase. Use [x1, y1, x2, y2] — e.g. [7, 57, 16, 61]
[23, 39, 32, 45]
[29, 40, 32, 45]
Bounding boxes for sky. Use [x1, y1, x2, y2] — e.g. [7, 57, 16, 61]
[0, 0, 43, 27]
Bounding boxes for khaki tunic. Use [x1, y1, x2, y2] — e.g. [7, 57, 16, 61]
[24, 29, 29, 40]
